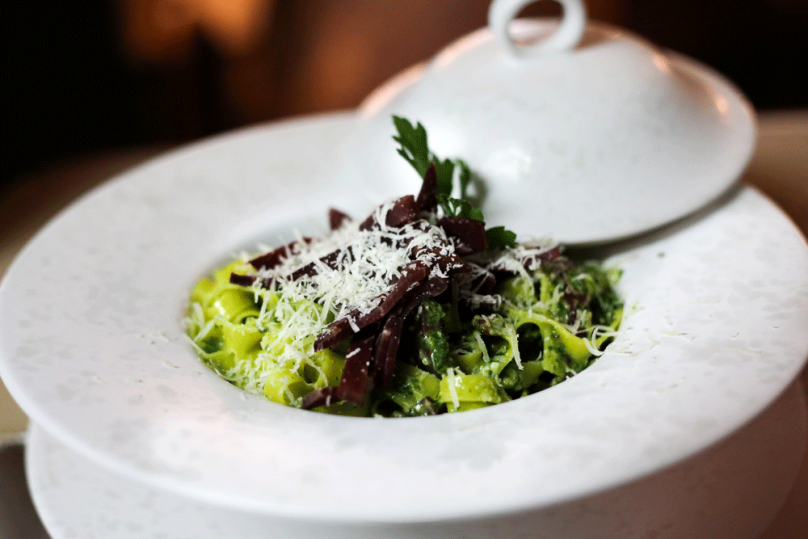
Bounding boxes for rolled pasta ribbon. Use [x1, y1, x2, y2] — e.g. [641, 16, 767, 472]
[452, 314, 521, 379]
[496, 275, 536, 308]
[446, 401, 491, 413]
[261, 348, 346, 406]
[208, 288, 260, 323]
[307, 349, 346, 388]
[375, 363, 440, 415]
[499, 360, 545, 393]
[595, 306, 623, 348]
[220, 318, 263, 358]
[508, 309, 592, 376]
[453, 333, 484, 373]
[438, 373, 509, 411]
[192, 260, 261, 323]
[263, 364, 311, 405]
[201, 348, 236, 373]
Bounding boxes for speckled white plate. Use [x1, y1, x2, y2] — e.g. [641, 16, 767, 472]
[23, 384, 808, 539]
[1, 113, 808, 525]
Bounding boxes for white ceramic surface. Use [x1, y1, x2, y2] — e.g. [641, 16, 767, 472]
[489, 0, 587, 57]
[1, 114, 807, 524]
[24, 384, 808, 539]
[347, 8, 756, 245]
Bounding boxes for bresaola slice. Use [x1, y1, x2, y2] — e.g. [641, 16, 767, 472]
[287, 249, 345, 281]
[386, 195, 420, 228]
[249, 238, 311, 270]
[374, 274, 449, 387]
[438, 216, 488, 251]
[359, 195, 420, 231]
[300, 386, 337, 409]
[329, 208, 351, 230]
[230, 273, 258, 287]
[334, 334, 376, 406]
[306, 275, 451, 408]
[301, 333, 376, 408]
[230, 249, 348, 288]
[415, 163, 438, 211]
[313, 260, 431, 351]
[521, 246, 562, 269]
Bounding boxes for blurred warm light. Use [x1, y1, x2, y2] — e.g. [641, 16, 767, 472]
[114, 0, 628, 121]
[652, 53, 672, 74]
[120, 0, 274, 63]
[196, 0, 274, 57]
[714, 95, 729, 114]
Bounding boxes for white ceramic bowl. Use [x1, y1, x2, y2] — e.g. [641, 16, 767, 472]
[24, 383, 807, 539]
[1, 113, 807, 539]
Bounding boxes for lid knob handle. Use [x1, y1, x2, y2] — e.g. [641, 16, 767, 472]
[488, 0, 587, 58]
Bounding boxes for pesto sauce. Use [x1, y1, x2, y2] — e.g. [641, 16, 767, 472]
[187, 258, 622, 417]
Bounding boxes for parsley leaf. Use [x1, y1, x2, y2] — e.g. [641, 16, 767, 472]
[433, 158, 455, 197]
[437, 195, 485, 222]
[392, 116, 519, 249]
[486, 226, 518, 249]
[392, 116, 429, 176]
[393, 116, 454, 196]
[456, 159, 472, 200]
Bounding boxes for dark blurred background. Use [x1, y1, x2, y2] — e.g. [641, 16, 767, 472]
[2, 0, 807, 191]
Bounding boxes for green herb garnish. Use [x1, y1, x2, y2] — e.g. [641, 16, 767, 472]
[392, 115, 517, 248]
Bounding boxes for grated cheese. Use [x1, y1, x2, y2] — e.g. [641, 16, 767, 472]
[235, 203, 456, 381]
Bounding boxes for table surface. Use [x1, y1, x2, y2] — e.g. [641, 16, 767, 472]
[1, 111, 807, 538]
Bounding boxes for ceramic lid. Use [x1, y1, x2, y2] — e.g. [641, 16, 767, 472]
[345, 0, 756, 245]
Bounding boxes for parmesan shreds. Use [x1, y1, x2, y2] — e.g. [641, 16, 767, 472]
[582, 337, 605, 357]
[193, 318, 216, 343]
[473, 331, 490, 364]
[242, 205, 456, 372]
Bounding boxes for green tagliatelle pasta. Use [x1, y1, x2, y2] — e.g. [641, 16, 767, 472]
[186, 260, 348, 406]
[185, 256, 622, 417]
